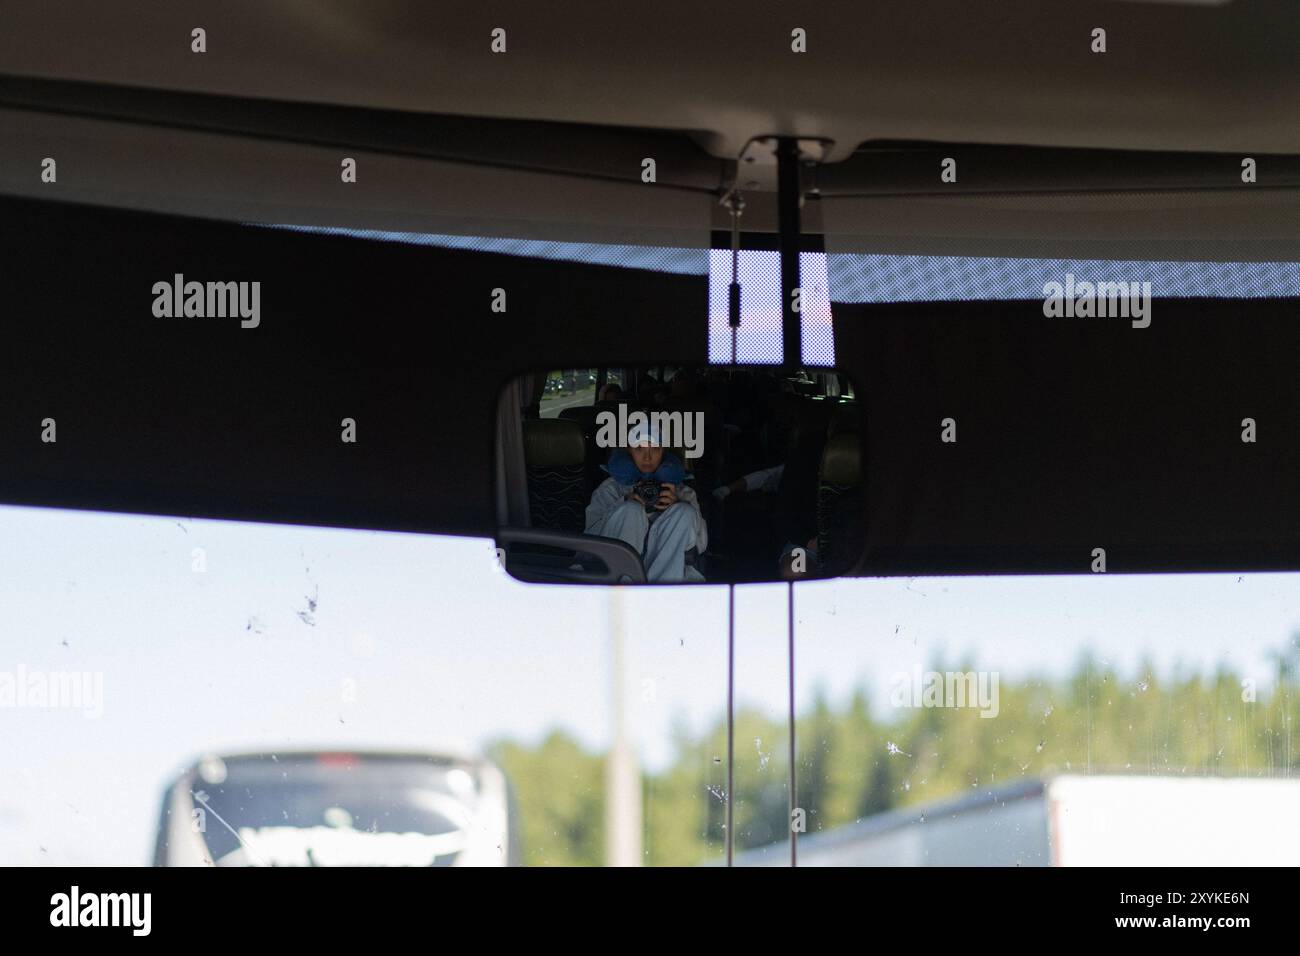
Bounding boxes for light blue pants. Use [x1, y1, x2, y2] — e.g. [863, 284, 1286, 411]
[591, 500, 698, 583]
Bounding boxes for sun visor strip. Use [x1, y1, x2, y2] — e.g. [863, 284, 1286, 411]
[0, 195, 708, 538]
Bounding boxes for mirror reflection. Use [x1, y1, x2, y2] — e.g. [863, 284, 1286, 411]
[498, 365, 863, 585]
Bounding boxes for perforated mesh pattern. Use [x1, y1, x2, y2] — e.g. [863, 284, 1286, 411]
[709, 249, 781, 364]
[826, 254, 1300, 303]
[799, 252, 835, 367]
[707, 250, 836, 366]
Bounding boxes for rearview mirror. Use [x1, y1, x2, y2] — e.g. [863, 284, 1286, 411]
[496, 365, 863, 585]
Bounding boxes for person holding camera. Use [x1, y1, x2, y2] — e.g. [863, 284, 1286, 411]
[584, 423, 707, 582]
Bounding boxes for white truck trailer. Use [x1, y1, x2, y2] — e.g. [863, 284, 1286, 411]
[743, 775, 1300, 866]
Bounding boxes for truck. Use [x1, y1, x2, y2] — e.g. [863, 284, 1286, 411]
[741, 775, 1300, 866]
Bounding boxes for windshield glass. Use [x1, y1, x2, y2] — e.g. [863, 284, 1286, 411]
[0, 505, 727, 867]
[730, 572, 1300, 865]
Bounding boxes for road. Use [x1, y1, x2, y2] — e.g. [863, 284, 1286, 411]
[541, 392, 595, 417]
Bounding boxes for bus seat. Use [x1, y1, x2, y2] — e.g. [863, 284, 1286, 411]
[522, 418, 587, 534]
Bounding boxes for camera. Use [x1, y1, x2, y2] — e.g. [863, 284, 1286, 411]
[632, 479, 661, 512]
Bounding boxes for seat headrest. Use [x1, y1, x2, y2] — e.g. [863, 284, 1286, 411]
[820, 432, 863, 487]
[523, 418, 587, 469]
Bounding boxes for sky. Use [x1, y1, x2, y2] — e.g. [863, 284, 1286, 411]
[1, 503, 1297, 865]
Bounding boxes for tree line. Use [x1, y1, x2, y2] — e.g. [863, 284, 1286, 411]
[491, 647, 1298, 866]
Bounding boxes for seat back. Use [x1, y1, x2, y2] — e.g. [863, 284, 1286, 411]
[522, 418, 588, 534]
[560, 400, 625, 495]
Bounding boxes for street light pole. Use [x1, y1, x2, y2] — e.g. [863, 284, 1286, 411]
[605, 586, 642, 865]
